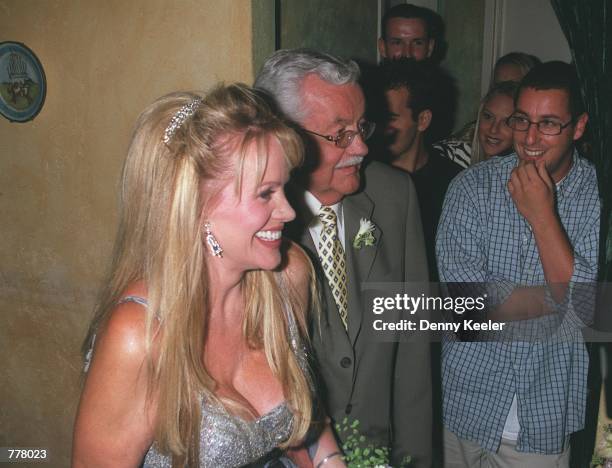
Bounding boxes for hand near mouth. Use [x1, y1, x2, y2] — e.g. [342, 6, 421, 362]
[508, 159, 575, 303]
[508, 159, 556, 228]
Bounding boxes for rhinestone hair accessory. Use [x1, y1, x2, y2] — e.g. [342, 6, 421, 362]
[162, 98, 203, 144]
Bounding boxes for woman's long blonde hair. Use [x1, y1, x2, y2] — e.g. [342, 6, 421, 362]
[83, 84, 316, 466]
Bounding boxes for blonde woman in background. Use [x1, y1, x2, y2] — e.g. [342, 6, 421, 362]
[492, 52, 541, 86]
[72, 84, 345, 468]
[470, 80, 519, 165]
[434, 52, 540, 168]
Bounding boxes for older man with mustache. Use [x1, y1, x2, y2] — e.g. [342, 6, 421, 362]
[255, 49, 432, 467]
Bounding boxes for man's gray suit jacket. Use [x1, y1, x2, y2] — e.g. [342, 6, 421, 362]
[287, 161, 432, 467]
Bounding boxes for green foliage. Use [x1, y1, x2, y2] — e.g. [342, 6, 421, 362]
[335, 417, 412, 467]
[591, 423, 612, 467]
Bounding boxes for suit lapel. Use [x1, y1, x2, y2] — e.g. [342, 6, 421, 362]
[343, 190, 380, 344]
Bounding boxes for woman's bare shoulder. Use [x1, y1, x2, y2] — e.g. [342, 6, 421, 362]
[72, 281, 156, 466]
[100, 282, 150, 361]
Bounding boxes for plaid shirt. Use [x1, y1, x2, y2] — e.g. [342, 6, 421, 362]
[436, 152, 600, 453]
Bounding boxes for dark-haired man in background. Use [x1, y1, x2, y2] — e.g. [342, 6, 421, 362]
[377, 58, 461, 281]
[437, 61, 598, 467]
[378, 3, 446, 62]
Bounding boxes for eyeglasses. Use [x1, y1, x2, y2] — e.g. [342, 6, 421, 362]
[506, 115, 574, 136]
[304, 121, 376, 148]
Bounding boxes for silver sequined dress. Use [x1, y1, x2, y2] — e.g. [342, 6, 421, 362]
[143, 398, 297, 467]
[85, 294, 309, 468]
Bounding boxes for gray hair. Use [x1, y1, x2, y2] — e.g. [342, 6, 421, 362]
[254, 48, 361, 123]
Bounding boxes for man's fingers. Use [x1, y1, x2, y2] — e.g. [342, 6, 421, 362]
[509, 169, 522, 194]
[535, 159, 554, 189]
[524, 162, 539, 180]
[515, 164, 531, 185]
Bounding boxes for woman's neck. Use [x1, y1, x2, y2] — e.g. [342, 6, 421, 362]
[207, 261, 244, 322]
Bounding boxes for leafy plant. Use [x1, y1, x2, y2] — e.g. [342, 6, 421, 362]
[591, 423, 612, 467]
[335, 417, 412, 467]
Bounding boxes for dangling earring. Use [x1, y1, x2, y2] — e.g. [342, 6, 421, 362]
[204, 222, 223, 257]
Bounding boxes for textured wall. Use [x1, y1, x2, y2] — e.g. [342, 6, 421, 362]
[279, 0, 378, 65]
[440, 0, 485, 132]
[0, 1, 252, 465]
[252, 0, 277, 77]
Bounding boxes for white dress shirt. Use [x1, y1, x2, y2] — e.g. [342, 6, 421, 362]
[304, 190, 346, 253]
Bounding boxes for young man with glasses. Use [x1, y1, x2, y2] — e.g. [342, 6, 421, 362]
[255, 49, 432, 467]
[436, 61, 598, 467]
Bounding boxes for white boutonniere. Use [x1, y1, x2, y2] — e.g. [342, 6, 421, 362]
[353, 218, 376, 249]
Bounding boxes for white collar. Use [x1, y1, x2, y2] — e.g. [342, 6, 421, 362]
[304, 191, 343, 226]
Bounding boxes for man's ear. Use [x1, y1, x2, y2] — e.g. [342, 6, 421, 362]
[378, 37, 387, 59]
[572, 112, 588, 141]
[427, 39, 436, 58]
[417, 109, 432, 132]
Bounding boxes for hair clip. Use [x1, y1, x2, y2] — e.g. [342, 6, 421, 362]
[163, 98, 202, 144]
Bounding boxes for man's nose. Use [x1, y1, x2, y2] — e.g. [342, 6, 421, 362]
[402, 43, 412, 58]
[525, 122, 539, 145]
[350, 132, 369, 154]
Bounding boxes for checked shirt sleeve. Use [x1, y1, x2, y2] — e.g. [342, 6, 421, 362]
[436, 170, 514, 310]
[560, 168, 600, 330]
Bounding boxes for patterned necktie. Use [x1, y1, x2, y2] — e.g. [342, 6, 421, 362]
[318, 205, 348, 330]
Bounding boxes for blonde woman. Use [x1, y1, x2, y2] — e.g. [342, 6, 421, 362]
[72, 84, 345, 468]
[470, 81, 519, 165]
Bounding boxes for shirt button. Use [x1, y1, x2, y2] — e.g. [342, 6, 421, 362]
[345, 404, 353, 414]
[340, 357, 352, 368]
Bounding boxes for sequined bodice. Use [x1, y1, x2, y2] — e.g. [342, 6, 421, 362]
[95, 295, 308, 468]
[143, 398, 295, 468]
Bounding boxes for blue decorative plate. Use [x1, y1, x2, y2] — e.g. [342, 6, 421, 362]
[0, 42, 46, 122]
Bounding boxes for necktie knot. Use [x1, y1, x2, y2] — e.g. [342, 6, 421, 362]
[318, 205, 337, 228]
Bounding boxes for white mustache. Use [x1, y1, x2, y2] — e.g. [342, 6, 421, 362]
[335, 156, 364, 169]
